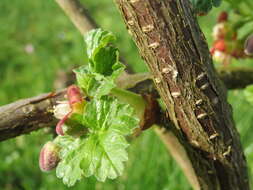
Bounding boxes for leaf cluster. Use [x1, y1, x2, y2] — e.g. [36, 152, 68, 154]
[54, 29, 139, 186]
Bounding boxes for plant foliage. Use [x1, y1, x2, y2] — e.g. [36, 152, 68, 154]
[190, 0, 222, 14]
[53, 29, 139, 186]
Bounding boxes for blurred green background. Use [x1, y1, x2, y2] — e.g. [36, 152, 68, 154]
[0, 0, 252, 189]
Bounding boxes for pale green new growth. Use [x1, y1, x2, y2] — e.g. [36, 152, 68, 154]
[74, 29, 125, 98]
[54, 29, 140, 187]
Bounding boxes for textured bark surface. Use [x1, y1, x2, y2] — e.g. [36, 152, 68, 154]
[0, 91, 65, 141]
[115, 0, 249, 189]
[0, 74, 155, 142]
[218, 67, 253, 89]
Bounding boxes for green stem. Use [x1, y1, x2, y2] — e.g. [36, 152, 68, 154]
[111, 87, 147, 120]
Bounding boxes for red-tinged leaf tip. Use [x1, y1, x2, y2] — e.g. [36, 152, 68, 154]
[217, 11, 228, 23]
[39, 141, 60, 172]
[67, 85, 83, 106]
[56, 112, 72, 135]
[244, 34, 253, 56]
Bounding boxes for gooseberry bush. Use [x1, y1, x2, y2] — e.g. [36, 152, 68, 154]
[39, 29, 146, 186]
[38, 0, 253, 187]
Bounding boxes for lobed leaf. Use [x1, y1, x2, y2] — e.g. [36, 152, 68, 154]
[54, 97, 139, 186]
[83, 96, 139, 134]
[74, 29, 125, 98]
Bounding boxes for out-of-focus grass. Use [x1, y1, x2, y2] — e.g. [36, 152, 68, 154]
[0, 0, 252, 189]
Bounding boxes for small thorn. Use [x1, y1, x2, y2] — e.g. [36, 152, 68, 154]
[148, 42, 159, 49]
[171, 92, 181, 98]
[223, 146, 232, 156]
[209, 133, 219, 140]
[196, 73, 206, 80]
[195, 99, 203, 106]
[162, 67, 171, 74]
[172, 70, 178, 79]
[129, 0, 139, 3]
[142, 24, 154, 32]
[197, 113, 208, 119]
[200, 83, 209, 90]
[191, 140, 200, 147]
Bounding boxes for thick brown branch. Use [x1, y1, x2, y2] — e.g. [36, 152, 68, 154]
[1, 66, 252, 141]
[115, 0, 249, 189]
[0, 0, 252, 189]
[218, 67, 253, 89]
[0, 90, 66, 141]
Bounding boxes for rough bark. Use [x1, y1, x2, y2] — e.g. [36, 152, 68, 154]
[0, 90, 66, 141]
[0, 0, 252, 189]
[115, 0, 249, 189]
[0, 74, 154, 142]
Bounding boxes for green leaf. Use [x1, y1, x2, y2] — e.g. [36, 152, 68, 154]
[54, 136, 83, 186]
[54, 97, 139, 186]
[64, 113, 88, 137]
[56, 131, 129, 186]
[190, 0, 222, 14]
[83, 96, 139, 135]
[74, 29, 125, 98]
[74, 65, 123, 98]
[237, 21, 253, 40]
[244, 85, 253, 105]
[84, 29, 116, 59]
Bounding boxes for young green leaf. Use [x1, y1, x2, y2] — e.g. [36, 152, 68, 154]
[55, 131, 129, 186]
[54, 97, 139, 186]
[74, 29, 125, 98]
[55, 136, 85, 186]
[83, 96, 139, 135]
[84, 29, 116, 59]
